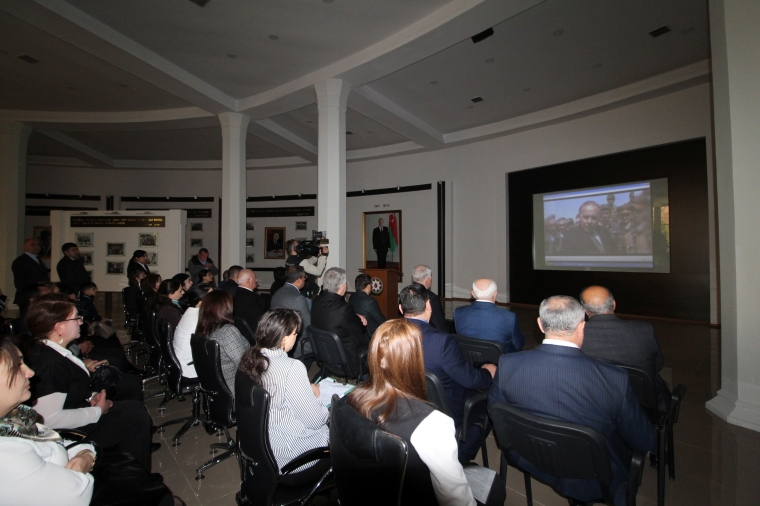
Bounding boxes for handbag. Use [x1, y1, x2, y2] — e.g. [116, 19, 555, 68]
[91, 363, 122, 392]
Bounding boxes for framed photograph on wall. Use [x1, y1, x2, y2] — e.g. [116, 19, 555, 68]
[139, 233, 158, 247]
[190, 222, 203, 232]
[75, 232, 94, 248]
[147, 252, 158, 266]
[190, 238, 203, 248]
[245, 253, 255, 264]
[246, 238, 254, 248]
[246, 222, 254, 231]
[295, 221, 307, 230]
[106, 261, 124, 275]
[33, 226, 52, 261]
[81, 251, 94, 266]
[106, 243, 125, 256]
[363, 210, 402, 271]
[264, 227, 285, 259]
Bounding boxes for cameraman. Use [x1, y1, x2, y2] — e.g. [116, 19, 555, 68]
[285, 239, 328, 297]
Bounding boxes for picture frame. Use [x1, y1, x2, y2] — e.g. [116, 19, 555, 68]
[75, 232, 94, 248]
[246, 238, 254, 248]
[106, 261, 124, 275]
[147, 252, 158, 266]
[296, 221, 307, 230]
[190, 222, 203, 232]
[106, 242, 125, 256]
[33, 226, 52, 261]
[363, 210, 402, 271]
[264, 227, 286, 259]
[245, 253, 255, 264]
[190, 238, 203, 248]
[80, 251, 94, 266]
[138, 233, 158, 247]
[246, 222, 254, 231]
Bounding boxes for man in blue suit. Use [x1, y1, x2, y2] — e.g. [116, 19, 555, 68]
[454, 278, 525, 353]
[400, 283, 495, 463]
[489, 295, 655, 505]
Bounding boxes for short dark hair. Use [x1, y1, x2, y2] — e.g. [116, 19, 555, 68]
[285, 266, 304, 284]
[61, 242, 77, 253]
[227, 265, 244, 279]
[196, 268, 211, 284]
[133, 249, 147, 258]
[286, 239, 297, 254]
[355, 273, 372, 292]
[187, 283, 212, 307]
[399, 283, 429, 316]
[199, 248, 209, 255]
[80, 281, 97, 293]
[172, 273, 190, 284]
[273, 267, 286, 283]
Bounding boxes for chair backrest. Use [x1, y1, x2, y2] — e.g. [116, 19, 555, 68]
[424, 370, 452, 417]
[329, 396, 408, 506]
[235, 372, 280, 506]
[490, 402, 615, 504]
[191, 334, 235, 427]
[617, 364, 659, 411]
[234, 317, 256, 346]
[121, 287, 131, 319]
[454, 334, 504, 366]
[308, 326, 352, 378]
[145, 311, 161, 350]
[157, 320, 183, 394]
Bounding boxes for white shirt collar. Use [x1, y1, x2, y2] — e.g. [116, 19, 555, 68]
[475, 299, 495, 304]
[542, 338, 580, 349]
[44, 339, 90, 375]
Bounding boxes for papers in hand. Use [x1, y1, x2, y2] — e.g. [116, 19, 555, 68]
[316, 377, 355, 407]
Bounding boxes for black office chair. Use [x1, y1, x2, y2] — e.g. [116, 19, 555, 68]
[235, 373, 334, 506]
[308, 326, 367, 384]
[454, 334, 504, 366]
[190, 334, 238, 480]
[424, 370, 490, 467]
[234, 317, 256, 346]
[329, 395, 419, 506]
[490, 402, 646, 506]
[155, 320, 205, 447]
[618, 364, 687, 506]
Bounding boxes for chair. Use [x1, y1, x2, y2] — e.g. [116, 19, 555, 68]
[490, 402, 646, 506]
[235, 373, 334, 506]
[424, 370, 490, 467]
[618, 364, 687, 506]
[155, 320, 205, 447]
[454, 334, 504, 366]
[190, 334, 238, 480]
[120, 287, 142, 344]
[234, 316, 257, 346]
[308, 326, 367, 384]
[329, 395, 413, 506]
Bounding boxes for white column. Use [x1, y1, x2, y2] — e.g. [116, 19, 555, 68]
[315, 79, 351, 270]
[706, 0, 760, 432]
[219, 112, 249, 270]
[0, 122, 32, 306]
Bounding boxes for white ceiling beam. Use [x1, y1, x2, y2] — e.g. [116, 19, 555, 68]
[37, 130, 114, 168]
[249, 120, 318, 164]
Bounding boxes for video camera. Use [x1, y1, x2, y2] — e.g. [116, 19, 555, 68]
[295, 231, 329, 258]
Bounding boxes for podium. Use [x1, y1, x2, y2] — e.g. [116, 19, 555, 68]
[360, 269, 401, 319]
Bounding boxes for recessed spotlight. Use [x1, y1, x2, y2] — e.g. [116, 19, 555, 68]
[466, 105, 474, 109]
[430, 80, 438, 85]
[553, 29, 564, 37]
[649, 26, 671, 38]
[17, 54, 40, 64]
[523, 88, 531, 92]
[485, 58, 495, 63]
[681, 27, 694, 35]
[268, 34, 279, 40]
[470, 96, 484, 103]
[592, 63, 603, 69]
[227, 53, 237, 59]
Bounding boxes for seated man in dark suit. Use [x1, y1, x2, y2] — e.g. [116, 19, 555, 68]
[310, 267, 368, 377]
[270, 266, 312, 363]
[401, 283, 495, 463]
[489, 295, 655, 505]
[581, 285, 672, 411]
[11, 238, 50, 305]
[411, 264, 449, 331]
[454, 278, 525, 353]
[233, 269, 266, 335]
[56, 243, 91, 295]
[347, 273, 386, 340]
[217, 265, 243, 296]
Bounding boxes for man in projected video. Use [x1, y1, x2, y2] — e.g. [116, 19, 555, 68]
[562, 201, 613, 255]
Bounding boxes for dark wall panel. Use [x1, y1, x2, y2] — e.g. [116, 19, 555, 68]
[508, 138, 710, 321]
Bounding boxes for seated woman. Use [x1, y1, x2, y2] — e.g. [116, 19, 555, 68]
[196, 268, 214, 286]
[173, 284, 212, 379]
[237, 309, 330, 483]
[347, 319, 505, 506]
[140, 274, 162, 311]
[150, 279, 185, 329]
[195, 291, 249, 397]
[23, 300, 154, 472]
[171, 274, 193, 311]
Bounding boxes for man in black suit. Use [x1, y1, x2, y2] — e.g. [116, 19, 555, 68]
[347, 273, 386, 339]
[372, 218, 391, 268]
[233, 269, 267, 335]
[56, 243, 91, 294]
[581, 285, 672, 411]
[127, 250, 151, 277]
[411, 264, 448, 331]
[562, 201, 614, 255]
[11, 238, 50, 305]
[489, 295, 655, 505]
[310, 267, 368, 377]
[217, 265, 243, 296]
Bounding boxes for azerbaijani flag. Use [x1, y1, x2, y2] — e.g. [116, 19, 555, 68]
[388, 213, 399, 253]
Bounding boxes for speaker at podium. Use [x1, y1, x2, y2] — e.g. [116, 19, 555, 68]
[359, 269, 402, 319]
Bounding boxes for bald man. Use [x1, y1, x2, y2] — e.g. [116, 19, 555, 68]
[454, 278, 525, 353]
[233, 269, 267, 339]
[580, 285, 671, 411]
[561, 201, 613, 255]
[11, 238, 50, 305]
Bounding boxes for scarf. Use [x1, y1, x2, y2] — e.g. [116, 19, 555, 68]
[0, 404, 62, 442]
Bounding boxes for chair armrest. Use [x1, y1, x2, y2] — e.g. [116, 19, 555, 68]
[669, 384, 687, 425]
[281, 446, 331, 474]
[627, 450, 646, 506]
[460, 391, 489, 442]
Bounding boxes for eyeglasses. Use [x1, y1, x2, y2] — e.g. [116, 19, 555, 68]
[64, 315, 84, 322]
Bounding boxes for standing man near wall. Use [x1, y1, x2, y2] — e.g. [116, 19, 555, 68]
[11, 238, 49, 305]
[188, 248, 219, 287]
[372, 218, 391, 269]
[56, 243, 91, 295]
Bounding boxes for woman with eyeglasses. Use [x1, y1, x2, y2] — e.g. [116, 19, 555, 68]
[23, 299, 154, 471]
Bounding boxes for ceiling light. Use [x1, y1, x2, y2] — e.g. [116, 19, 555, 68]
[470, 96, 483, 103]
[227, 53, 237, 59]
[471, 28, 494, 44]
[681, 27, 694, 35]
[649, 26, 671, 38]
[553, 29, 564, 37]
[268, 34, 279, 40]
[430, 81, 439, 85]
[592, 63, 603, 69]
[17, 55, 40, 64]
[485, 58, 495, 63]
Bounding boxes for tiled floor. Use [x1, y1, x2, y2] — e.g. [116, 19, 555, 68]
[105, 296, 756, 506]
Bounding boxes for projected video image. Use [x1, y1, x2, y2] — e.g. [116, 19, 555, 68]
[534, 180, 670, 273]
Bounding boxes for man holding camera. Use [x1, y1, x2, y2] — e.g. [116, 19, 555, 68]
[285, 239, 329, 297]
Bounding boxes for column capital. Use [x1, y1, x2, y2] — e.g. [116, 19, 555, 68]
[218, 112, 250, 131]
[314, 79, 352, 111]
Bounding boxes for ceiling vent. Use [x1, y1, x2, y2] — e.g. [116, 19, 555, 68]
[470, 96, 484, 103]
[471, 28, 494, 44]
[649, 26, 671, 38]
[17, 55, 40, 64]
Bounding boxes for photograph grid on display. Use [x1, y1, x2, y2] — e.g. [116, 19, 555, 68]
[106, 243, 125, 256]
[106, 261, 124, 275]
[139, 233, 158, 247]
[75, 232, 94, 248]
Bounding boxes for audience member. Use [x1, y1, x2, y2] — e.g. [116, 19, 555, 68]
[400, 283, 495, 463]
[187, 248, 218, 288]
[56, 243, 91, 295]
[196, 268, 214, 286]
[196, 291, 249, 397]
[489, 295, 655, 505]
[171, 274, 193, 311]
[411, 265, 448, 331]
[285, 240, 329, 297]
[269, 267, 286, 297]
[454, 278, 525, 353]
[217, 265, 243, 297]
[140, 274, 162, 309]
[127, 250, 151, 277]
[347, 273, 386, 339]
[580, 285, 671, 410]
[173, 284, 212, 379]
[151, 279, 185, 328]
[233, 269, 267, 335]
[11, 238, 49, 305]
[237, 309, 330, 483]
[310, 268, 368, 377]
[270, 266, 312, 360]
[124, 270, 147, 317]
